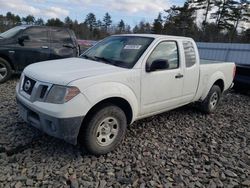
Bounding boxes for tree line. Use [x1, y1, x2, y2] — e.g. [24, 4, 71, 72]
[0, 12, 130, 40]
[0, 0, 249, 43]
[134, 0, 250, 43]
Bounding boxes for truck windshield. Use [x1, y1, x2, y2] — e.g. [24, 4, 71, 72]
[0, 26, 27, 39]
[81, 36, 154, 68]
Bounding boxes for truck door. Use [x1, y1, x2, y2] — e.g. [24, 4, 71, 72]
[141, 41, 184, 115]
[14, 27, 50, 70]
[182, 41, 199, 102]
[49, 28, 77, 59]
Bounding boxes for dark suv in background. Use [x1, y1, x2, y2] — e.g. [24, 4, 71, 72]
[0, 25, 80, 83]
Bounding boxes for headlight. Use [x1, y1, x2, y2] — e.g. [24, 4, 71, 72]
[46, 85, 80, 104]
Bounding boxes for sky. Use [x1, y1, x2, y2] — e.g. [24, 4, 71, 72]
[0, 0, 185, 26]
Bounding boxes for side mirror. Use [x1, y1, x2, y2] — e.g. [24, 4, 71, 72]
[18, 35, 29, 45]
[146, 59, 169, 72]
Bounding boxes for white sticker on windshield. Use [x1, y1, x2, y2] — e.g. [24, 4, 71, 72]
[124, 45, 142, 50]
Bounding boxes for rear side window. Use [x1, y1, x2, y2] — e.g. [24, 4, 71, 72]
[23, 27, 48, 42]
[51, 29, 72, 43]
[183, 41, 196, 67]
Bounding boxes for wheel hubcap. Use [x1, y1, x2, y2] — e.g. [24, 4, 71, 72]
[210, 92, 218, 109]
[0, 62, 7, 81]
[96, 117, 119, 146]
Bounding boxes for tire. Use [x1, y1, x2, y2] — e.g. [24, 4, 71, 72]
[0, 57, 12, 84]
[199, 85, 222, 114]
[81, 104, 127, 155]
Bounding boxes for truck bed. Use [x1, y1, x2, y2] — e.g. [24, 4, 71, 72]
[194, 59, 235, 101]
[200, 59, 232, 64]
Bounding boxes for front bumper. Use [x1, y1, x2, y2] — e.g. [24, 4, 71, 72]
[17, 97, 84, 145]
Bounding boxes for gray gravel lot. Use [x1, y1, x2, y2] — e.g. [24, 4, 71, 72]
[0, 78, 250, 188]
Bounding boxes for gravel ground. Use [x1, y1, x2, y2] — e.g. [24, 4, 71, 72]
[0, 77, 249, 188]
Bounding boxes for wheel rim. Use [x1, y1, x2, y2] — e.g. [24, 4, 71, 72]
[0, 62, 7, 81]
[96, 117, 119, 146]
[209, 92, 219, 109]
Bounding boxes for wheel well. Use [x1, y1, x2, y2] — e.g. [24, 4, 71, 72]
[78, 97, 133, 143]
[0, 55, 14, 70]
[83, 97, 133, 125]
[213, 79, 224, 92]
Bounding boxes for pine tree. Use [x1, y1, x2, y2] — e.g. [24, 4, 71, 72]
[103, 12, 112, 31]
[229, 0, 250, 41]
[118, 19, 125, 33]
[152, 13, 163, 34]
[35, 18, 44, 26]
[191, 0, 215, 26]
[84, 13, 97, 31]
[46, 18, 64, 27]
[22, 15, 35, 25]
[133, 21, 152, 33]
[64, 16, 73, 28]
[164, 2, 197, 37]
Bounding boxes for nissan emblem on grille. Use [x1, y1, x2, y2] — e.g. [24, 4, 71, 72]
[24, 80, 31, 91]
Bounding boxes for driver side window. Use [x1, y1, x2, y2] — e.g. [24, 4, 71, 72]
[22, 27, 48, 42]
[147, 41, 179, 70]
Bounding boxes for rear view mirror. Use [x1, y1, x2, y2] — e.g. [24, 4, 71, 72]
[146, 59, 169, 72]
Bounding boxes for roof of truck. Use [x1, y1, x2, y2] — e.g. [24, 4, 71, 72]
[114, 34, 193, 40]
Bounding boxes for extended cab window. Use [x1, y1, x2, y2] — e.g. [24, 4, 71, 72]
[51, 29, 72, 43]
[147, 41, 179, 70]
[183, 41, 196, 67]
[23, 27, 48, 42]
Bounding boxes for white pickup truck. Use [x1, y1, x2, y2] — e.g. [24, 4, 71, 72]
[16, 34, 235, 155]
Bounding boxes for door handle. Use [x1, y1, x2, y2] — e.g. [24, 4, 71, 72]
[41, 46, 49, 49]
[175, 73, 184, 79]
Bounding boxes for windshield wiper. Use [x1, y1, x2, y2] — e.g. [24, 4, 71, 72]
[94, 56, 115, 65]
[83, 55, 124, 68]
[82, 54, 96, 61]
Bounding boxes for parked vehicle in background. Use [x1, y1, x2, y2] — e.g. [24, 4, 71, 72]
[0, 25, 80, 83]
[234, 64, 250, 91]
[16, 34, 235, 155]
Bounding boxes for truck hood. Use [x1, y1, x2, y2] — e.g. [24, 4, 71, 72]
[24, 58, 127, 85]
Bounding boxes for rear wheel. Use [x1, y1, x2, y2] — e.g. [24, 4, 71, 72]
[199, 85, 222, 114]
[80, 104, 127, 155]
[0, 58, 12, 84]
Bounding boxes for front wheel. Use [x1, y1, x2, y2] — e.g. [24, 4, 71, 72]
[80, 104, 127, 155]
[199, 85, 222, 114]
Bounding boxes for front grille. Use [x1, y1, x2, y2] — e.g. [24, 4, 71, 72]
[40, 85, 48, 99]
[22, 76, 36, 95]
